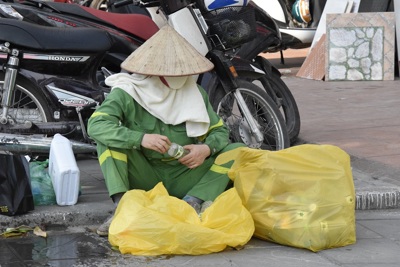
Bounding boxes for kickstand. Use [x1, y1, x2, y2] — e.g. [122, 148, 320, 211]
[76, 102, 98, 143]
[280, 50, 285, 65]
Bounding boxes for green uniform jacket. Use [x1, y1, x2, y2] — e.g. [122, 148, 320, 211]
[87, 86, 229, 158]
[87, 86, 239, 201]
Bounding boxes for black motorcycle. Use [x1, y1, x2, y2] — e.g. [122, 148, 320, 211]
[0, 0, 289, 154]
[90, 0, 301, 144]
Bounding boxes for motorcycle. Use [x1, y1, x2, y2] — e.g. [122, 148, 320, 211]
[0, 0, 289, 155]
[87, 0, 301, 144]
[252, 0, 326, 52]
[0, 17, 113, 154]
[89, 0, 314, 56]
[9, 0, 300, 144]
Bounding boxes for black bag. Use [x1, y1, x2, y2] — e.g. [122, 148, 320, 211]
[0, 154, 35, 216]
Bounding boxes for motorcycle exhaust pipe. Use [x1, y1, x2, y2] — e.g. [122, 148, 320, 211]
[0, 133, 97, 154]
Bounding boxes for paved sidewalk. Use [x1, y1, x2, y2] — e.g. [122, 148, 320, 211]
[1, 209, 400, 267]
[1, 49, 400, 267]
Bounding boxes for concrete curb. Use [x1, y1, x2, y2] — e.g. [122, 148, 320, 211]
[2, 190, 400, 232]
[356, 189, 400, 210]
[0, 200, 114, 231]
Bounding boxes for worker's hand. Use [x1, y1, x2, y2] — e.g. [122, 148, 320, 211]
[141, 134, 171, 154]
[179, 144, 211, 169]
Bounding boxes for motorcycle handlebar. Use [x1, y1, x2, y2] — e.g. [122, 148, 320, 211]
[113, 0, 137, 8]
[112, 0, 161, 8]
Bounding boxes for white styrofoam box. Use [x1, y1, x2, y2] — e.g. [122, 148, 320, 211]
[49, 134, 80, 206]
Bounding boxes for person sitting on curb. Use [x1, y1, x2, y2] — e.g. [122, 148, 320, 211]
[87, 25, 244, 237]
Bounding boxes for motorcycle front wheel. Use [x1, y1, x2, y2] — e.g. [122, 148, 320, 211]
[0, 75, 52, 127]
[256, 73, 301, 145]
[212, 79, 289, 151]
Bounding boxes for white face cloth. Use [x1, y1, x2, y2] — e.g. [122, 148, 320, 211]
[163, 76, 188, 90]
[105, 73, 210, 137]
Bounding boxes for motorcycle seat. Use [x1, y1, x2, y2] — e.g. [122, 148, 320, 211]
[79, 5, 160, 40]
[44, 3, 159, 41]
[0, 18, 113, 52]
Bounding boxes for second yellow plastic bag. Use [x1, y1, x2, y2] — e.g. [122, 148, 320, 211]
[108, 183, 254, 255]
[215, 144, 356, 252]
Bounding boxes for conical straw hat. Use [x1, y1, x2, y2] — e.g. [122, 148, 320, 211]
[121, 25, 214, 76]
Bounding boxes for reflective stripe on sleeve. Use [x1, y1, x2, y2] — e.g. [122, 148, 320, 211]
[90, 111, 109, 119]
[99, 149, 128, 165]
[198, 118, 225, 141]
[209, 118, 224, 131]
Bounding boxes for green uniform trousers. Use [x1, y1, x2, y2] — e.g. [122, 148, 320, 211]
[97, 142, 244, 201]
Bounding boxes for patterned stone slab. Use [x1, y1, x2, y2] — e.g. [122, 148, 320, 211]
[325, 12, 396, 81]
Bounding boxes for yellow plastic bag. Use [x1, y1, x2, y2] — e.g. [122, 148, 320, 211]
[215, 144, 356, 252]
[108, 183, 254, 255]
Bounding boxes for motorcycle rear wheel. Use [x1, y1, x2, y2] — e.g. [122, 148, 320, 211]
[0, 75, 52, 128]
[212, 79, 289, 151]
